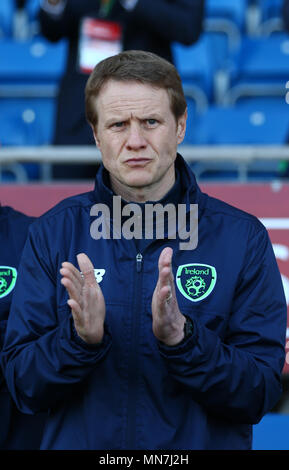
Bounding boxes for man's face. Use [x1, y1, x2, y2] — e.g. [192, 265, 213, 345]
[93, 80, 187, 201]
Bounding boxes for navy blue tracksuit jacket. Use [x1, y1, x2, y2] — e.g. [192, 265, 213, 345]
[0, 206, 45, 449]
[1, 156, 287, 449]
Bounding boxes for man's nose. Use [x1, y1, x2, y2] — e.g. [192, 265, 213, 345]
[126, 124, 147, 150]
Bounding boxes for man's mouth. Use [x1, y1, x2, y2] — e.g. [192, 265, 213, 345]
[124, 158, 152, 167]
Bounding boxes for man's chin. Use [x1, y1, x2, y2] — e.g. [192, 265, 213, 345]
[123, 177, 153, 189]
[120, 169, 153, 188]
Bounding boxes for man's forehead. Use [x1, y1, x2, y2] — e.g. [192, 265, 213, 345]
[97, 79, 170, 107]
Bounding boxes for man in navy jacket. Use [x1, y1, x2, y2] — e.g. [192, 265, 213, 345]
[0, 206, 45, 449]
[1, 51, 287, 450]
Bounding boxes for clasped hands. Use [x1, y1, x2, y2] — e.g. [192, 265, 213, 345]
[60, 247, 186, 346]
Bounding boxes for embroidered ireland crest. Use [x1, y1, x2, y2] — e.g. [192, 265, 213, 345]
[176, 263, 217, 302]
[0, 266, 17, 299]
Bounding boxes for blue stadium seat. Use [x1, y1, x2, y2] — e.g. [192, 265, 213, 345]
[0, 0, 15, 37]
[253, 413, 289, 450]
[0, 36, 67, 179]
[0, 98, 56, 146]
[0, 97, 56, 180]
[205, 0, 249, 30]
[204, 0, 245, 66]
[0, 37, 67, 92]
[253, 0, 284, 36]
[24, 0, 41, 23]
[0, 0, 42, 39]
[224, 34, 289, 104]
[189, 99, 289, 145]
[184, 98, 289, 180]
[257, 0, 283, 22]
[172, 35, 215, 104]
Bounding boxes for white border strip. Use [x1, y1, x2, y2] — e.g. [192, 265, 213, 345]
[260, 218, 289, 229]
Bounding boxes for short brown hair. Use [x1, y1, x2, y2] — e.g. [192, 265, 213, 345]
[85, 50, 187, 128]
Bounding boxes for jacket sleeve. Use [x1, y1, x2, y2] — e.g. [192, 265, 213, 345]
[0, 319, 8, 388]
[1, 224, 112, 414]
[38, 0, 101, 42]
[130, 0, 205, 45]
[159, 226, 287, 424]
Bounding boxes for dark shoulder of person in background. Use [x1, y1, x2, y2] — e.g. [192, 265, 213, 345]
[0, 205, 45, 450]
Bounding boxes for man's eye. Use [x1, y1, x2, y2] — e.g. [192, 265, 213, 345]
[110, 121, 126, 130]
[146, 119, 157, 126]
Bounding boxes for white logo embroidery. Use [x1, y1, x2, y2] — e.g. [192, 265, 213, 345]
[94, 269, 105, 283]
[80, 269, 105, 283]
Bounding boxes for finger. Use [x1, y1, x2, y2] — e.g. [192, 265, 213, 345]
[156, 247, 173, 293]
[158, 247, 173, 272]
[67, 298, 83, 329]
[60, 268, 83, 298]
[67, 298, 82, 315]
[61, 262, 83, 286]
[60, 266, 81, 288]
[60, 263, 84, 302]
[159, 284, 172, 304]
[61, 277, 83, 307]
[158, 266, 171, 290]
[159, 247, 177, 295]
[157, 248, 177, 308]
[160, 249, 174, 287]
[77, 253, 97, 288]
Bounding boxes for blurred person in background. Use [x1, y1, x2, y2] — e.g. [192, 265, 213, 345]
[38, 0, 205, 179]
[0, 205, 45, 449]
[283, 0, 289, 33]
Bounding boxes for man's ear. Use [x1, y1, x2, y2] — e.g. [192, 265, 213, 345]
[176, 109, 187, 145]
[91, 124, 100, 148]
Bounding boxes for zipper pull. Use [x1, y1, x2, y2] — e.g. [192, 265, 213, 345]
[136, 253, 143, 273]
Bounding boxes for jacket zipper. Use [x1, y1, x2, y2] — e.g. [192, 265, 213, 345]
[125, 252, 143, 449]
[136, 253, 143, 273]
